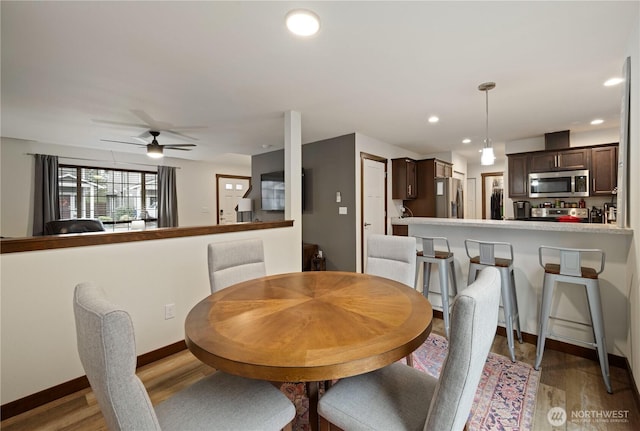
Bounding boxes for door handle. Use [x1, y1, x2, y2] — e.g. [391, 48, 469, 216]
[364, 222, 372, 227]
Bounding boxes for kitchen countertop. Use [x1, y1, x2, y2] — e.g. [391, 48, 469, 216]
[391, 217, 633, 235]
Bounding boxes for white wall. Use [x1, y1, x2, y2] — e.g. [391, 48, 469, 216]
[175, 157, 250, 227]
[504, 128, 620, 155]
[624, 14, 640, 393]
[0, 138, 251, 237]
[0, 227, 299, 404]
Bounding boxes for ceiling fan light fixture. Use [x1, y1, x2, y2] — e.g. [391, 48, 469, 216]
[286, 9, 320, 36]
[147, 145, 164, 159]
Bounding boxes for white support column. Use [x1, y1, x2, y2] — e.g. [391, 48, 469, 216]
[284, 110, 303, 262]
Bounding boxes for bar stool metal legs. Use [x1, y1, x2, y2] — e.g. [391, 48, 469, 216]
[415, 237, 458, 338]
[535, 246, 612, 393]
[465, 240, 522, 362]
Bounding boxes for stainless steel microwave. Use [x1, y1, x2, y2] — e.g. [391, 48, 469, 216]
[528, 169, 589, 198]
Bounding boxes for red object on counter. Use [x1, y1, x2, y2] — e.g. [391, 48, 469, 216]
[558, 215, 582, 223]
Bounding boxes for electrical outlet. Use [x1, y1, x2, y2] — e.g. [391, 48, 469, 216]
[164, 303, 176, 320]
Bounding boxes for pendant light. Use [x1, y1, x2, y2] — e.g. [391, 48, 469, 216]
[479, 82, 496, 166]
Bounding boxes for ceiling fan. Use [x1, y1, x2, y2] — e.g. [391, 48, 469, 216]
[101, 131, 196, 158]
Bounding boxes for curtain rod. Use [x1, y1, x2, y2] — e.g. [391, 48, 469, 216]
[25, 153, 180, 169]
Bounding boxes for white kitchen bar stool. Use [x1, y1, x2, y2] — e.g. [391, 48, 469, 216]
[465, 239, 523, 362]
[414, 236, 458, 337]
[535, 246, 612, 393]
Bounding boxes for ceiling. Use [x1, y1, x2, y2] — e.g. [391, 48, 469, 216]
[1, 1, 638, 163]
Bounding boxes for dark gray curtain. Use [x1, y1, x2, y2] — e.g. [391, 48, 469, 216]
[157, 166, 178, 227]
[33, 154, 60, 236]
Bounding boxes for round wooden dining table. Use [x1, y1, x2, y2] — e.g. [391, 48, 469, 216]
[185, 271, 433, 430]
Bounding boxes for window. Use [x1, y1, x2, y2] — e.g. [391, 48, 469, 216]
[59, 165, 158, 232]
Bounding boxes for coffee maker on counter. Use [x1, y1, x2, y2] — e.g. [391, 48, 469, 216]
[590, 207, 603, 223]
[513, 201, 531, 220]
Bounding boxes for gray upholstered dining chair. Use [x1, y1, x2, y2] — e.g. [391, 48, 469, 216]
[207, 238, 266, 293]
[318, 267, 501, 431]
[73, 282, 295, 431]
[365, 234, 417, 287]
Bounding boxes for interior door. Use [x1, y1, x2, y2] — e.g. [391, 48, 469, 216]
[466, 178, 477, 219]
[216, 175, 251, 224]
[362, 155, 387, 272]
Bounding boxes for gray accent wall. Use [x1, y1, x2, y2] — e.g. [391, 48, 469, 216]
[251, 134, 357, 271]
[250, 149, 285, 222]
[302, 134, 356, 271]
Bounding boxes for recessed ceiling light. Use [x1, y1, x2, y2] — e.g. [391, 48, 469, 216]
[286, 9, 320, 36]
[604, 77, 624, 87]
[462, 138, 471, 144]
[428, 116, 439, 123]
[591, 119, 604, 125]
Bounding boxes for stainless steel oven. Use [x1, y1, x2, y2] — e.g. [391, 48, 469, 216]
[528, 169, 589, 198]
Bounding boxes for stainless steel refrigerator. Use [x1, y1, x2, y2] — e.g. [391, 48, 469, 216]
[435, 177, 464, 218]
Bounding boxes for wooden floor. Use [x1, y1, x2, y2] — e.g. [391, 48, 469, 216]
[2, 317, 638, 430]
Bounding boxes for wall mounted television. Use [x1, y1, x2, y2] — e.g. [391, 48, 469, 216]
[261, 171, 285, 211]
[260, 169, 306, 211]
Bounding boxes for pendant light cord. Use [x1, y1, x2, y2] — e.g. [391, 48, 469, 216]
[478, 82, 495, 150]
[485, 89, 490, 149]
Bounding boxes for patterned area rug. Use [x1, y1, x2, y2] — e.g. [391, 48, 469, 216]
[279, 333, 540, 431]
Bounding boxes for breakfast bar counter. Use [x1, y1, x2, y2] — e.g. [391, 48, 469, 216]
[392, 217, 633, 358]
[392, 216, 633, 235]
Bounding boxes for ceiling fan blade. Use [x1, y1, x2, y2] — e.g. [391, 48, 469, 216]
[93, 119, 150, 129]
[130, 109, 161, 129]
[162, 129, 199, 141]
[164, 143, 197, 148]
[100, 139, 146, 147]
[164, 147, 193, 151]
[166, 125, 208, 131]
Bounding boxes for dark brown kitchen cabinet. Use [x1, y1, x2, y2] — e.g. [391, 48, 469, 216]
[402, 158, 452, 217]
[529, 148, 590, 172]
[392, 158, 417, 199]
[591, 145, 618, 195]
[507, 154, 529, 198]
[392, 224, 408, 236]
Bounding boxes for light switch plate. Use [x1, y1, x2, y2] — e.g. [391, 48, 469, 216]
[164, 304, 176, 320]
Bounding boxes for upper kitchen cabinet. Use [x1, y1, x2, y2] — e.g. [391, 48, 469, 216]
[507, 153, 529, 199]
[435, 160, 452, 178]
[529, 148, 590, 172]
[591, 144, 618, 195]
[392, 158, 417, 199]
